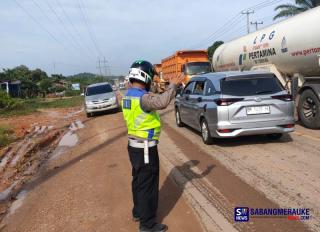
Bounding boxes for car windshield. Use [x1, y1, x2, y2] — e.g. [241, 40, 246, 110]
[221, 76, 284, 96]
[86, 84, 112, 96]
[185, 62, 211, 75]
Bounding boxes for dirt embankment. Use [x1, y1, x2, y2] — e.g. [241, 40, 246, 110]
[0, 107, 84, 139]
[0, 107, 85, 224]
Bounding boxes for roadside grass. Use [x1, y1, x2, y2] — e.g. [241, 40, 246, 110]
[0, 125, 15, 148]
[0, 96, 84, 117]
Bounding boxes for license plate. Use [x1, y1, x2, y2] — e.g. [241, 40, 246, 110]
[246, 106, 270, 115]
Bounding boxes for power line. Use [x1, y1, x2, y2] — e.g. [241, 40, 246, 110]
[13, 0, 72, 54]
[189, 0, 286, 49]
[219, 13, 277, 42]
[54, 62, 95, 68]
[247, 0, 277, 10]
[54, 0, 96, 61]
[204, 14, 246, 44]
[217, 24, 247, 42]
[79, 0, 102, 53]
[30, 0, 57, 26]
[76, 0, 104, 57]
[43, 0, 94, 63]
[27, 0, 95, 64]
[249, 0, 285, 11]
[31, 0, 81, 57]
[189, 14, 244, 49]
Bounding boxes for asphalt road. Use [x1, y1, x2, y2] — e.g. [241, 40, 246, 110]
[1, 104, 319, 232]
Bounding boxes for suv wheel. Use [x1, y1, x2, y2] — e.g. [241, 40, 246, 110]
[201, 119, 214, 145]
[175, 108, 184, 127]
[86, 112, 92, 118]
[267, 133, 283, 140]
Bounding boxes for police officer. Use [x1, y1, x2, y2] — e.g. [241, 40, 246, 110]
[121, 60, 183, 232]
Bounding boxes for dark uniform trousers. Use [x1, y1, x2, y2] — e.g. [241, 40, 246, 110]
[128, 144, 159, 228]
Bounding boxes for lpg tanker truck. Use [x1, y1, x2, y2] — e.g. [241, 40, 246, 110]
[212, 6, 320, 129]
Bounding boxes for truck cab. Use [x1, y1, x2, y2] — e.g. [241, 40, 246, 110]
[181, 61, 212, 83]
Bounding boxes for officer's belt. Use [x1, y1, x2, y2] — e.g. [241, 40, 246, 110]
[128, 138, 158, 148]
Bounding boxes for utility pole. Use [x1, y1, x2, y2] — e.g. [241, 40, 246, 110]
[103, 57, 110, 76]
[251, 21, 263, 31]
[97, 57, 111, 77]
[53, 62, 56, 74]
[97, 58, 102, 76]
[242, 10, 254, 34]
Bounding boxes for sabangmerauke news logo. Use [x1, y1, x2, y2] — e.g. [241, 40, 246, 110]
[234, 207, 249, 222]
[234, 207, 311, 222]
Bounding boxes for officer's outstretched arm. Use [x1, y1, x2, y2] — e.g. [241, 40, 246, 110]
[141, 74, 184, 112]
[141, 84, 177, 111]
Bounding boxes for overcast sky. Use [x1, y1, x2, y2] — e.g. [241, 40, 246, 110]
[0, 0, 288, 76]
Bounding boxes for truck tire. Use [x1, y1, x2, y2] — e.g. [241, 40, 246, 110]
[298, 89, 320, 129]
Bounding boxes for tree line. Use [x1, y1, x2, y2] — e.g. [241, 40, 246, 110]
[0, 65, 68, 98]
[0, 65, 124, 99]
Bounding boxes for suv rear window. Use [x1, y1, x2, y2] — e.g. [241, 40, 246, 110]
[86, 84, 112, 96]
[221, 75, 284, 96]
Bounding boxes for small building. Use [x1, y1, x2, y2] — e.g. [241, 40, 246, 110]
[0, 80, 21, 98]
[71, 83, 80, 91]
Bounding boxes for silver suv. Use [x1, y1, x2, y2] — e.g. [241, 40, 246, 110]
[85, 82, 119, 117]
[174, 71, 295, 144]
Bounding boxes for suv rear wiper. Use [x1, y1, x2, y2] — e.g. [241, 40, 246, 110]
[255, 90, 275, 95]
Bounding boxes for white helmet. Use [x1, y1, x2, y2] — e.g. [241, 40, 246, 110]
[126, 60, 155, 85]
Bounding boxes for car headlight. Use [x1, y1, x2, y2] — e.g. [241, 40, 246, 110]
[110, 96, 116, 102]
[85, 101, 92, 105]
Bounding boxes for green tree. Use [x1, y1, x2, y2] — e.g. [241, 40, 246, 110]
[30, 69, 48, 83]
[20, 80, 39, 98]
[2, 65, 30, 81]
[0, 72, 6, 81]
[39, 79, 52, 96]
[274, 0, 320, 20]
[11, 65, 31, 79]
[207, 41, 224, 63]
[51, 74, 65, 81]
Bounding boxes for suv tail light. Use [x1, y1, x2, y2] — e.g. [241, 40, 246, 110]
[217, 128, 239, 133]
[214, 98, 244, 106]
[271, 94, 293, 101]
[279, 124, 295, 128]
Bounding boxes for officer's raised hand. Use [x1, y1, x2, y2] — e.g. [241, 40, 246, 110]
[170, 74, 185, 85]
